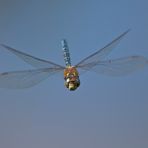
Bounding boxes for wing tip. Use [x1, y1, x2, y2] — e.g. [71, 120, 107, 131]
[119, 28, 131, 38]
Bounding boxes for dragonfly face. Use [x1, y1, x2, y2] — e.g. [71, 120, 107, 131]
[64, 66, 80, 91]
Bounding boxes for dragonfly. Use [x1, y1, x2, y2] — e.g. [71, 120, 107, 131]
[0, 29, 147, 91]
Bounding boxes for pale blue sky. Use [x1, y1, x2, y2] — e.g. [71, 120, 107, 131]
[0, 0, 148, 148]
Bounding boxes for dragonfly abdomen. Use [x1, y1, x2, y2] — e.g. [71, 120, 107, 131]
[61, 39, 71, 67]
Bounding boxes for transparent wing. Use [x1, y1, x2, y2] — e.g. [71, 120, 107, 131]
[77, 56, 148, 76]
[0, 44, 65, 69]
[75, 29, 130, 67]
[0, 67, 64, 89]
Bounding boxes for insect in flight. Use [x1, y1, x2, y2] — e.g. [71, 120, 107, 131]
[0, 30, 148, 91]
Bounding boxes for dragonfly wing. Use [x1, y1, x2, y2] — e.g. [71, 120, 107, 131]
[0, 44, 64, 69]
[0, 67, 64, 89]
[75, 29, 130, 67]
[77, 56, 148, 76]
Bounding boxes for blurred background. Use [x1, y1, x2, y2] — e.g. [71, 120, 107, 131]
[0, 0, 148, 148]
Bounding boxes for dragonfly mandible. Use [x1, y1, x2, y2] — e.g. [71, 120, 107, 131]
[0, 29, 147, 91]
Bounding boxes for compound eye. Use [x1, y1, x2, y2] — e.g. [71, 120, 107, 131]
[66, 78, 70, 82]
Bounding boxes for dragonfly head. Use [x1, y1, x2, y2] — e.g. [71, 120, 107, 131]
[65, 78, 80, 91]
